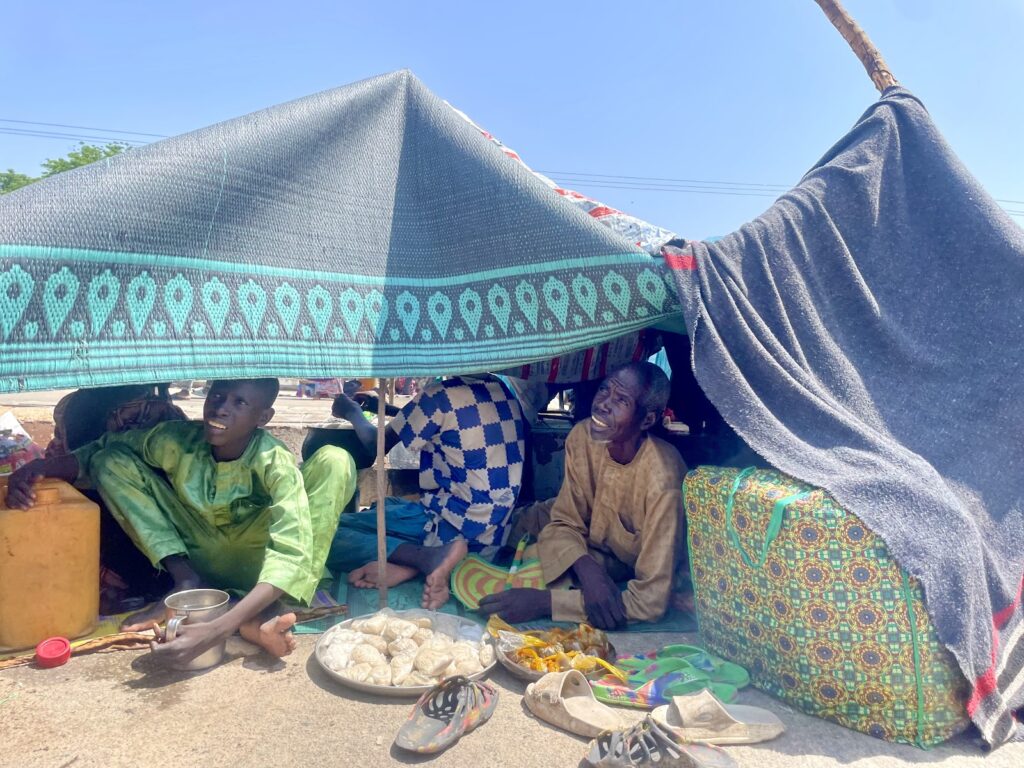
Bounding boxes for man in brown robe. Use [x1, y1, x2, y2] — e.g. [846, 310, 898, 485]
[480, 362, 685, 629]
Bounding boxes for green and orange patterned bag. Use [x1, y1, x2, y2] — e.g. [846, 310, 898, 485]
[686, 466, 969, 747]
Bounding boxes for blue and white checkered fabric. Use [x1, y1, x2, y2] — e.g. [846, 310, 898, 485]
[390, 375, 525, 550]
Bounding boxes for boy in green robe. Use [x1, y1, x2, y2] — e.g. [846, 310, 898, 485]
[7, 378, 356, 666]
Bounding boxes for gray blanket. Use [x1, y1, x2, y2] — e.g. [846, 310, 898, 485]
[668, 88, 1024, 745]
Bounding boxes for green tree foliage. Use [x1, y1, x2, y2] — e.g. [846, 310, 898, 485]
[40, 142, 126, 176]
[1, 169, 35, 194]
[1, 142, 128, 194]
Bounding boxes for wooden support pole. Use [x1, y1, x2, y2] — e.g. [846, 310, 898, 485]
[814, 0, 898, 93]
[375, 377, 390, 609]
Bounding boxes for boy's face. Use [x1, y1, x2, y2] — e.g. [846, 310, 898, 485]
[202, 380, 274, 461]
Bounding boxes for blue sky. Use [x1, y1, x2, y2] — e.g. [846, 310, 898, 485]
[3, 1, 1022, 238]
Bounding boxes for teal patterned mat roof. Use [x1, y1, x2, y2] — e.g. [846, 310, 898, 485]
[0, 70, 681, 392]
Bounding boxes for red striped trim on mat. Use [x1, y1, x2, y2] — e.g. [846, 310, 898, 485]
[665, 251, 696, 271]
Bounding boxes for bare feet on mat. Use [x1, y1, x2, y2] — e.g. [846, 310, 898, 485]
[421, 539, 468, 610]
[240, 612, 297, 658]
[348, 561, 418, 589]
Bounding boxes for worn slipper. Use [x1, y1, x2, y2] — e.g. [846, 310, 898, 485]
[583, 716, 736, 768]
[394, 676, 499, 754]
[525, 669, 643, 738]
[652, 690, 784, 745]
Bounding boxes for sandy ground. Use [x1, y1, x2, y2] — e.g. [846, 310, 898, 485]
[1, 631, 1021, 768]
[2, 390, 1022, 767]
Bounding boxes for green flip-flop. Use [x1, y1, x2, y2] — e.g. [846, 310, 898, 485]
[659, 645, 750, 689]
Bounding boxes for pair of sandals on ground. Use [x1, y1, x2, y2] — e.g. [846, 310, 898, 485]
[391, 659, 783, 766]
[527, 668, 783, 767]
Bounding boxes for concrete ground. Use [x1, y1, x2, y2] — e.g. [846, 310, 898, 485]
[2, 390, 1022, 767]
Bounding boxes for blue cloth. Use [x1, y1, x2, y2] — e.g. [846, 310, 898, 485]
[390, 375, 525, 550]
[326, 498, 430, 573]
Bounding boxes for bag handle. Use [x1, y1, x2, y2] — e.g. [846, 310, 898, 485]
[724, 468, 810, 569]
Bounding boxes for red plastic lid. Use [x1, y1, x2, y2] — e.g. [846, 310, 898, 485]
[35, 637, 71, 668]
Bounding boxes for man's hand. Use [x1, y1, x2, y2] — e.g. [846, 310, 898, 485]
[331, 392, 365, 421]
[5, 460, 46, 509]
[478, 589, 552, 624]
[150, 618, 229, 668]
[4, 455, 78, 509]
[572, 555, 627, 630]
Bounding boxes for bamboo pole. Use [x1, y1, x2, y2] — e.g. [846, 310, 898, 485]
[375, 377, 390, 609]
[813, 0, 898, 93]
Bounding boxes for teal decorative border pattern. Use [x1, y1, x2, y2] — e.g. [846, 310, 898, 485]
[0, 245, 682, 390]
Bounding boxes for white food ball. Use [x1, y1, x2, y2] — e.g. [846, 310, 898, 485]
[337, 662, 372, 682]
[478, 643, 495, 666]
[456, 658, 484, 676]
[351, 643, 386, 666]
[426, 634, 455, 651]
[388, 638, 419, 657]
[382, 618, 418, 642]
[450, 642, 479, 662]
[367, 663, 393, 686]
[322, 644, 353, 672]
[391, 654, 415, 685]
[402, 671, 436, 687]
[412, 628, 434, 646]
[361, 634, 389, 654]
[414, 647, 454, 676]
[360, 614, 389, 635]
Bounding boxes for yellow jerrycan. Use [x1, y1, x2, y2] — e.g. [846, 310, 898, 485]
[0, 477, 100, 651]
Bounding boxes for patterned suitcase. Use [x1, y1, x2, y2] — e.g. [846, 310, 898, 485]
[685, 466, 969, 747]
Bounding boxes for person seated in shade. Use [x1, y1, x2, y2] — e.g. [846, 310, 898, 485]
[7, 378, 356, 667]
[479, 362, 685, 630]
[328, 374, 525, 610]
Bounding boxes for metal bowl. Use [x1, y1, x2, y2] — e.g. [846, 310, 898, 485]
[313, 609, 496, 697]
[495, 640, 617, 683]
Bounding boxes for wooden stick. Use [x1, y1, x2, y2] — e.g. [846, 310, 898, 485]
[0, 631, 155, 670]
[813, 0, 898, 92]
[376, 377, 389, 610]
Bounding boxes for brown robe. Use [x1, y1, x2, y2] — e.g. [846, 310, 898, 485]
[537, 421, 686, 623]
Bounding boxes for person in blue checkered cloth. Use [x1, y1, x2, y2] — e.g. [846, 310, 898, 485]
[327, 375, 525, 609]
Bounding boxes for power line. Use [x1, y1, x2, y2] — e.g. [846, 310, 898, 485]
[0, 127, 147, 145]
[0, 118, 167, 138]
[540, 170, 791, 190]
[2, 117, 1023, 206]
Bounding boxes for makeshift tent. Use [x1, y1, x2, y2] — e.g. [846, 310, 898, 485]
[0, 69, 682, 392]
[668, 88, 1024, 744]
[3, 4, 1021, 746]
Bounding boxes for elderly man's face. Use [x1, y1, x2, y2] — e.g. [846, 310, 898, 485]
[589, 368, 652, 445]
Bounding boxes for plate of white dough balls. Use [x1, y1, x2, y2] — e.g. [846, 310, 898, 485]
[314, 609, 497, 696]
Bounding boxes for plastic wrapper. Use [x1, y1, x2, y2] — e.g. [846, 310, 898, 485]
[0, 411, 45, 476]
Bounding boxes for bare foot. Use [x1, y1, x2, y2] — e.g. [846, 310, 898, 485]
[421, 539, 468, 610]
[240, 612, 298, 658]
[348, 561, 418, 589]
[121, 600, 171, 631]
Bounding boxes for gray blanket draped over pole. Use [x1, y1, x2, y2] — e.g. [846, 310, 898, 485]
[668, 87, 1024, 745]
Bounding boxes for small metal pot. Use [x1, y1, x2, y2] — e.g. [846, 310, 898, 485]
[164, 588, 231, 671]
